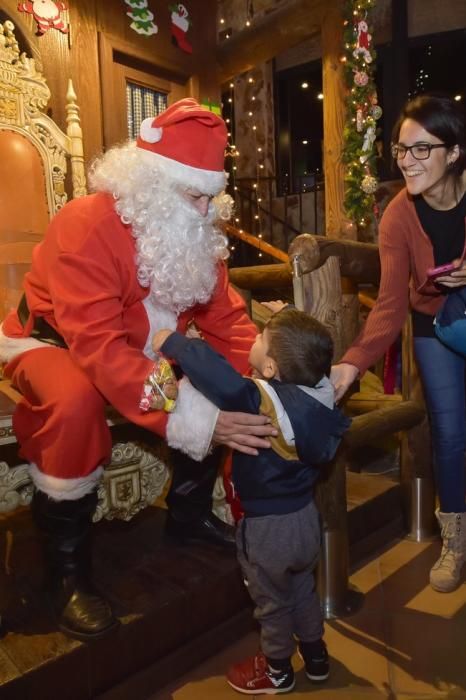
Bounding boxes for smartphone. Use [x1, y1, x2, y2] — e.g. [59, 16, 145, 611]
[426, 261, 461, 280]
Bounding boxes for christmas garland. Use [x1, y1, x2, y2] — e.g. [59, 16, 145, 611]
[341, 0, 382, 230]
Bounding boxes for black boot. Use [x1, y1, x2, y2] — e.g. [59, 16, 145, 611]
[166, 449, 236, 549]
[32, 489, 119, 641]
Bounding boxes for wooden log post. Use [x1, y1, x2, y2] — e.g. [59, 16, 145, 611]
[321, 0, 348, 241]
[287, 234, 360, 617]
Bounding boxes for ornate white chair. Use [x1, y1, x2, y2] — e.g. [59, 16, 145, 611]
[0, 20, 171, 521]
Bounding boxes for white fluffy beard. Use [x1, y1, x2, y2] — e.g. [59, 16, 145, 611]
[90, 144, 231, 315]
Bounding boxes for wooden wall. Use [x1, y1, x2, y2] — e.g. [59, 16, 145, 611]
[0, 0, 219, 164]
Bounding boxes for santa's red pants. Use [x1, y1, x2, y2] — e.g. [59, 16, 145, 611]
[5, 347, 112, 480]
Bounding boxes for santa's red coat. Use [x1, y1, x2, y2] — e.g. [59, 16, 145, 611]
[2, 193, 256, 491]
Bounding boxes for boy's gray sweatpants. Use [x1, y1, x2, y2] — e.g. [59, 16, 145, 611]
[236, 499, 323, 660]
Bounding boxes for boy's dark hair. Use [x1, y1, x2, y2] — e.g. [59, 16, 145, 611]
[265, 308, 333, 387]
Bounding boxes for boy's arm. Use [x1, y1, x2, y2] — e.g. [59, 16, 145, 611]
[157, 331, 260, 413]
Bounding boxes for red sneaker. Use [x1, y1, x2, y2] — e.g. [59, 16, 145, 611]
[226, 653, 295, 695]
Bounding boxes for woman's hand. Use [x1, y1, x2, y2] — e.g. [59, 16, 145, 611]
[330, 363, 359, 402]
[212, 410, 278, 456]
[435, 261, 466, 288]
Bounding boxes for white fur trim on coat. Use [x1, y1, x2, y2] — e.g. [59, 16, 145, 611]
[29, 463, 104, 501]
[142, 298, 178, 361]
[0, 324, 51, 363]
[142, 151, 227, 195]
[166, 376, 219, 461]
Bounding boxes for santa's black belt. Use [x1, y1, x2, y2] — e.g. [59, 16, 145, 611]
[17, 295, 68, 349]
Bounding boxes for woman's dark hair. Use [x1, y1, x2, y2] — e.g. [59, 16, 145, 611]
[265, 308, 333, 387]
[392, 94, 466, 178]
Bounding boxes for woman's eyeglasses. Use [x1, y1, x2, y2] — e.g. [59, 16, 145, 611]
[391, 142, 447, 160]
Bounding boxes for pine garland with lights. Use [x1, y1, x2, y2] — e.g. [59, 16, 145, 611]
[341, 0, 381, 230]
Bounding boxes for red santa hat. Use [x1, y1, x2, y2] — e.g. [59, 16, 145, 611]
[137, 98, 228, 194]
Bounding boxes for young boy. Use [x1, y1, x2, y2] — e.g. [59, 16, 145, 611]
[152, 307, 350, 695]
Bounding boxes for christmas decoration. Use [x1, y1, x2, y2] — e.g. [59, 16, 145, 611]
[169, 3, 192, 54]
[17, 1, 68, 35]
[361, 174, 378, 194]
[341, 0, 381, 231]
[354, 70, 369, 87]
[353, 20, 372, 63]
[124, 0, 158, 36]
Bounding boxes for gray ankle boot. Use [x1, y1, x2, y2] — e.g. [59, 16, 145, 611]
[430, 510, 466, 593]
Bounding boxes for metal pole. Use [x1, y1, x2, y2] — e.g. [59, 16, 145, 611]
[404, 477, 436, 542]
[291, 255, 305, 311]
[317, 529, 363, 619]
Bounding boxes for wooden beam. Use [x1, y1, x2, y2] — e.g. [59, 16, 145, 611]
[229, 263, 291, 290]
[321, 0, 346, 238]
[216, 0, 327, 83]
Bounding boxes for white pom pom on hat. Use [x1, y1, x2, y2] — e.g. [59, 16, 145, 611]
[136, 98, 228, 194]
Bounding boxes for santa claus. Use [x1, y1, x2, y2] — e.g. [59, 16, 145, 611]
[17, 0, 68, 35]
[0, 98, 272, 640]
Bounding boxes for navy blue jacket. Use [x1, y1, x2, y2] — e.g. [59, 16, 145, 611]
[161, 333, 351, 517]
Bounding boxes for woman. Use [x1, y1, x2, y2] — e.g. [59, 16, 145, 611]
[331, 94, 466, 592]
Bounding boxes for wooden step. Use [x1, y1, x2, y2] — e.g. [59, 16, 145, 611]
[0, 473, 405, 699]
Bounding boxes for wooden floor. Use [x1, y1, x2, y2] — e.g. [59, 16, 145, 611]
[0, 466, 413, 700]
[150, 536, 466, 699]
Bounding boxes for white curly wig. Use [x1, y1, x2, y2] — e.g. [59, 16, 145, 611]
[88, 142, 232, 315]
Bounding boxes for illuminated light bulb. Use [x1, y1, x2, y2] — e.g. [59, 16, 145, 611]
[258, 252, 263, 257]
[226, 118, 230, 123]
[259, 164, 264, 169]
[233, 166, 237, 170]
[254, 215, 259, 219]
[235, 217, 240, 222]
[455, 95, 462, 101]
[253, 183, 257, 188]
[228, 98, 232, 103]
[317, 93, 324, 100]
[257, 197, 262, 202]
[248, 111, 253, 116]
[258, 234, 263, 238]
[301, 82, 309, 89]
[252, 125, 257, 130]
[229, 82, 234, 88]
[234, 186, 238, 191]
[302, 140, 308, 145]
[257, 147, 262, 152]
[248, 77, 254, 83]
[246, 20, 250, 26]
[227, 132, 231, 137]
[252, 96, 256, 101]
[220, 18, 225, 24]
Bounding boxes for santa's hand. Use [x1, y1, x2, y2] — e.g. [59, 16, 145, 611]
[152, 329, 174, 353]
[261, 300, 287, 314]
[212, 411, 278, 456]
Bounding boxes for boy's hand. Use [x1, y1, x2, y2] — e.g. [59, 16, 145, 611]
[261, 300, 287, 314]
[152, 329, 174, 353]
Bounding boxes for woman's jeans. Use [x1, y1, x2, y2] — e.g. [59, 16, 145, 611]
[414, 336, 466, 513]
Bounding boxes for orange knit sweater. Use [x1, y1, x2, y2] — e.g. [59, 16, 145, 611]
[341, 188, 466, 375]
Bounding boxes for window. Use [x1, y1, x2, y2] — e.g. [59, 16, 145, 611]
[126, 83, 167, 139]
[274, 59, 323, 196]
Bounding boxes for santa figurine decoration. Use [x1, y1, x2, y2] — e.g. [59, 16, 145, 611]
[18, 0, 69, 35]
[353, 18, 372, 64]
[169, 3, 192, 54]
